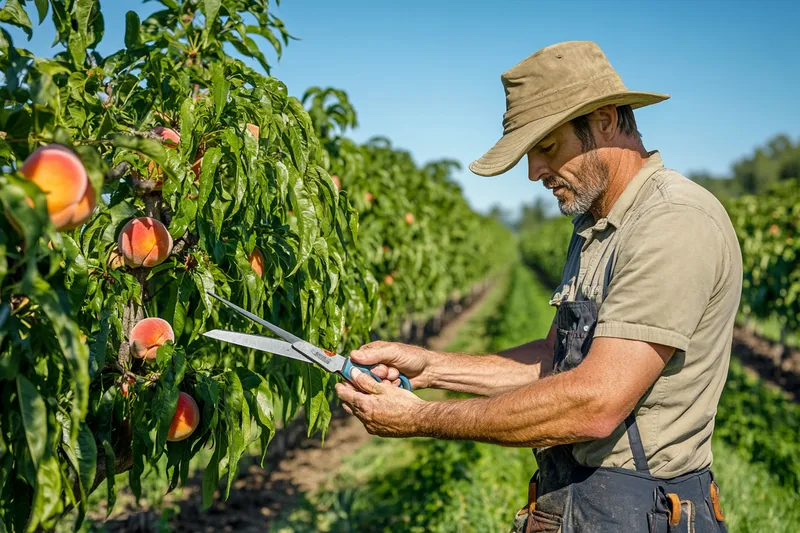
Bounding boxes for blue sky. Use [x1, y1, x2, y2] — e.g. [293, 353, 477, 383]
[11, 0, 800, 217]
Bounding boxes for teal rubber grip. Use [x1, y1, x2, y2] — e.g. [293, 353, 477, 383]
[342, 359, 413, 391]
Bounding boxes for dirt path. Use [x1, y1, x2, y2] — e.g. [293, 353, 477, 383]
[731, 325, 800, 400]
[425, 280, 495, 352]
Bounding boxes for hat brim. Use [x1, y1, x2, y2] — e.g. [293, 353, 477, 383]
[469, 91, 670, 177]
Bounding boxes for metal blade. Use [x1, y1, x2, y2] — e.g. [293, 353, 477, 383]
[207, 292, 302, 344]
[203, 330, 310, 363]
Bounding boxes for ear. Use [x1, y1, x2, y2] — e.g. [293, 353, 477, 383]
[591, 104, 618, 143]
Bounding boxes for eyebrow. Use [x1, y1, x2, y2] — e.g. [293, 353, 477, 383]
[533, 138, 555, 153]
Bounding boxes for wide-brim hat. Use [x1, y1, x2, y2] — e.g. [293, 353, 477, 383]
[470, 41, 669, 177]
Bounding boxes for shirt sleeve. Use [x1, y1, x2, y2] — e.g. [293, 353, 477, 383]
[594, 203, 729, 352]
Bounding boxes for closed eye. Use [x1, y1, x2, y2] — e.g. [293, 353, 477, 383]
[540, 143, 555, 154]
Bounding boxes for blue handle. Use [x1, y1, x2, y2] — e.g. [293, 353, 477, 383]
[342, 359, 413, 391]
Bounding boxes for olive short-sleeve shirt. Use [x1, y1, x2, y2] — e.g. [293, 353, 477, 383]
[549, 151, 743, 478]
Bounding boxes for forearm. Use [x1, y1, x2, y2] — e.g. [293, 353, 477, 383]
[427, 338, 555, 396]
[415, 367, 609, 448]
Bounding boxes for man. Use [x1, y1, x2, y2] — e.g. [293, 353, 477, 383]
[336, 41, 742, 533]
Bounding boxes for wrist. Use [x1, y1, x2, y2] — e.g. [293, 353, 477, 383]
[422, 348, 446, 389]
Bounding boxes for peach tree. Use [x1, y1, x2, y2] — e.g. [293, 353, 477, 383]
[0, 0, 380, 530]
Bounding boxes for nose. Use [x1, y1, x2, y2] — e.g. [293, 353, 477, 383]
[527, 154, 549, 182]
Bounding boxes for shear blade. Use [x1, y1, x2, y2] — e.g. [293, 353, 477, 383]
[203, 330, 311, 364]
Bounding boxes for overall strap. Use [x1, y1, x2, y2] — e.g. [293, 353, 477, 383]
[602, 249, 651, 475]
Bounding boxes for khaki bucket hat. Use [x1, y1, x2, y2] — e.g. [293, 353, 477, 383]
[470, 41, 669, 177]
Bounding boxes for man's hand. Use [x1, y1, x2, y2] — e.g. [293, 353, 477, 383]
[350, 341, 434, 389]
[336, 367, 424, 437]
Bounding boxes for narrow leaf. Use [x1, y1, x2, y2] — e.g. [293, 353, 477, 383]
[16, 376, 47, 468]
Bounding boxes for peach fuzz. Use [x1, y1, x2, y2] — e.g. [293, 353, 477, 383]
[129, 317, 175, 361]
[249, 248, 265, 277]
[19, 145, 90, 231]
[60, 182, 97, 231]
[118, 217, 173, 268]
[167, 392, 200, 442]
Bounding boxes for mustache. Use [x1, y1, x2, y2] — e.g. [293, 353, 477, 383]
[543, 176, 571, 190]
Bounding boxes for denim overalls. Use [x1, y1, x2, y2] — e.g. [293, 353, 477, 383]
[513, 244, 728, 533]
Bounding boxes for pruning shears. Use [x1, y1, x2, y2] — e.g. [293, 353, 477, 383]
[202, 292, 413, 391]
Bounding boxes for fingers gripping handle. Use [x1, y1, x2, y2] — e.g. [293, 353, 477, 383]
[342, 359, 413, 391]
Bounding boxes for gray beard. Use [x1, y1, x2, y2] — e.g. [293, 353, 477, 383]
[557, 151, 609, 216]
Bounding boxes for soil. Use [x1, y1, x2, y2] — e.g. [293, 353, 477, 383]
[731, 325, 800, 400]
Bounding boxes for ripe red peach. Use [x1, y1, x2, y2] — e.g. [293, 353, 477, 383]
[118, 217, 173, 268]
[129, 317, 175, 361]
[405, 212, 415, 225]
[167, 392, 200, 442]
[19, 145, 90, 231]
[249, 248, 265, 277]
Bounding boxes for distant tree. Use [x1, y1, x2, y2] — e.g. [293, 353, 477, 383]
[690, 134, 799, 198]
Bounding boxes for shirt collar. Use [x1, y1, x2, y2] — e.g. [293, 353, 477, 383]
[574, 150, 664, 238]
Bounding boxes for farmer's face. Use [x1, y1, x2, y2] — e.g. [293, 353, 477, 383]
[526, 122, 610, 216]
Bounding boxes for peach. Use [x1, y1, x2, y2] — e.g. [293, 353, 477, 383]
[167, 392, 200, 442]
[384, 274, 394, 286]
[107, 248, 125, 270]
[405, 212, 415, 225]
[364, 191, 374, 204]
[246, 123, 259, 138]
[249, 248, 265, 277]
[19, 145, 90, 231]
[129, 317, 175, 361]
[153, 126, 180, 148]
[118, 217, 173, 268]
[331, 175, 341, 191]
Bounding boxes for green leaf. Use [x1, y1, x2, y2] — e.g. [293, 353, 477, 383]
[153, 345, 184, 449]
[198, 146, 222, 209]
[124, 11, 140, 48]
[67, 0, 94, 66]
[201, 443, 220, 510]
[102, 441, 117, 515]
[88, 309, 110, 381]
[75, 423, 97, 504]
[304, 366, 325, 437]
[211, 63, 228, 120]
[35, 454, 63, 529]
[0, 0, 33, 39]
[34, 0, 48, 23]
[223, 371, 245, 499]
[16, 376, 46, 468]
[202, 0, 221, 44]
